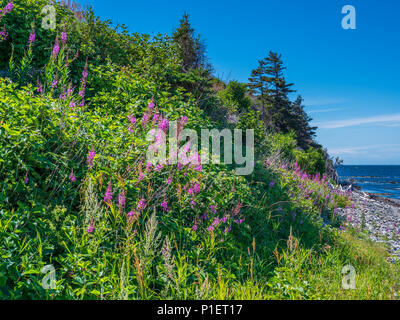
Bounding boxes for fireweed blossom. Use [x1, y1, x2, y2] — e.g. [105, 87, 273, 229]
[161, 200, 169, 212]
[87, 221, 95, 233]
[28, 27, 35, 45]
[118, 192, 126, 209]
[208, 225, 214, 233]
[69, 170, 76, 182]
[209, 205, 217, 214]
[51, 34, 60, 59]
[24, 172, 29, 185]
[104, 182, 113, 204]
[192, 224, 198, 231]
[86, 149, 95, 167]
[2, 2, 13, 15]
[137, 199, 146, 211]
[61, 28, 67, 45]
[269, 181, 275, 187]
[128, 115, 137, 126]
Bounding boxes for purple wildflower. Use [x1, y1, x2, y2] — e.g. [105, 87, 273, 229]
[269, 181, 275, 187]
[24, 172, 29, 185]
[28, 28, 35, 45]
[208, 225, 214, 233]
[118, 192, 126, 209]
[2, 2, 13, 15]
[158, 118, 169, 132]
[161, 200, 169, 212]
[128, 115, 137, 126]
[86, 149, 95, 167]
[104, 182, 113, 204]
[192, 224, 198, 231]
[87, 221, 95, 233]
[209, 205, 217, 214]
[137, 199, 146, 211]
[61, 28, 67, 45]
[69, 170, 76, 182]
[0, 26, 8, 41]
[51, 34, 60, 59]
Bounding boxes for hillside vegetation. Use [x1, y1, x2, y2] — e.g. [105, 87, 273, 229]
[0, 0, 399, 299]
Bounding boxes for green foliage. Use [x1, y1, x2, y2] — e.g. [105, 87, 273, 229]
[0, 1, 398, 301]
[294, 147, 326, 176]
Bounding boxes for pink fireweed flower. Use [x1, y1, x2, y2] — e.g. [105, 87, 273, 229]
[2, 2, 13, 15]
[212, 218, 220, 226]
[69, 170, 76, 182]
[24, 172, 29, 185]
[51, 34, 60, 59]
[138, 172, 144, 182]
[190, 200, 196, 207]
[0, 26, 8, 41]
[118, 192, 126, 209]
[127, 211, 135, 217]
[152, 112, 160, 123]
[193, 183, 201, 194]
[104, 182, 113, 204]
[69, 101, 76, 108]
[82, 62, 88, 79]
[51, 79, 58, 89]
[128, 115, 137, 126]
[87, 221, 95, 233]
[208, 225, 214, 233]
[192, 224, 198, 231]
[146, 162, 152, 172]
[158, 118, 169, 132]
[36, 81, 43, 93]
[86, 149, 95, 167]
[147, 99, 155, 112]
[225, 226, 232, 233]
[61, 28, 67, 45]
[141, 113, 149, 126]
[167, 177, 172, 185]
[28, 28, 35, 45]
[161, 200, 169, 212]
[137, 199, 146, 211]
[209, 205, 217, 214]
[180, 116, 188, 127]
[222, 215, 228, 223]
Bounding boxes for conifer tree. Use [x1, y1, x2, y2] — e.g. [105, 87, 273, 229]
[172, 13, 207, 72]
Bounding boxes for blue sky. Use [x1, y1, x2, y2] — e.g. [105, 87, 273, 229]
[77, 0, 400, 164]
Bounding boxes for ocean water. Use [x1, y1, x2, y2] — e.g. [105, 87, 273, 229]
[337, 165, 400, 200]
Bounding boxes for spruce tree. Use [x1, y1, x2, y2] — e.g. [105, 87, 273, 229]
[172, 13, 207, 72]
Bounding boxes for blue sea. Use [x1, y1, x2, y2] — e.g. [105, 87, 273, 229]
[337, 165, 400, 200]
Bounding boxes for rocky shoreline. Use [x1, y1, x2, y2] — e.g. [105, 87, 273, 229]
[337, 190, 400, 259]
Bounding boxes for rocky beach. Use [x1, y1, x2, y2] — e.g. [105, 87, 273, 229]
[338, 190, 400, 259]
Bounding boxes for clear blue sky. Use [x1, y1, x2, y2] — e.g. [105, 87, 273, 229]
[77, 0, 400, 165]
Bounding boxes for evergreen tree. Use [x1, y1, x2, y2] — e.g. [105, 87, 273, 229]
[263, 51, 295, 132]
[172, 13, 208, 72]
[290, 96, 317, 149]
[248, 59, 270, 126]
